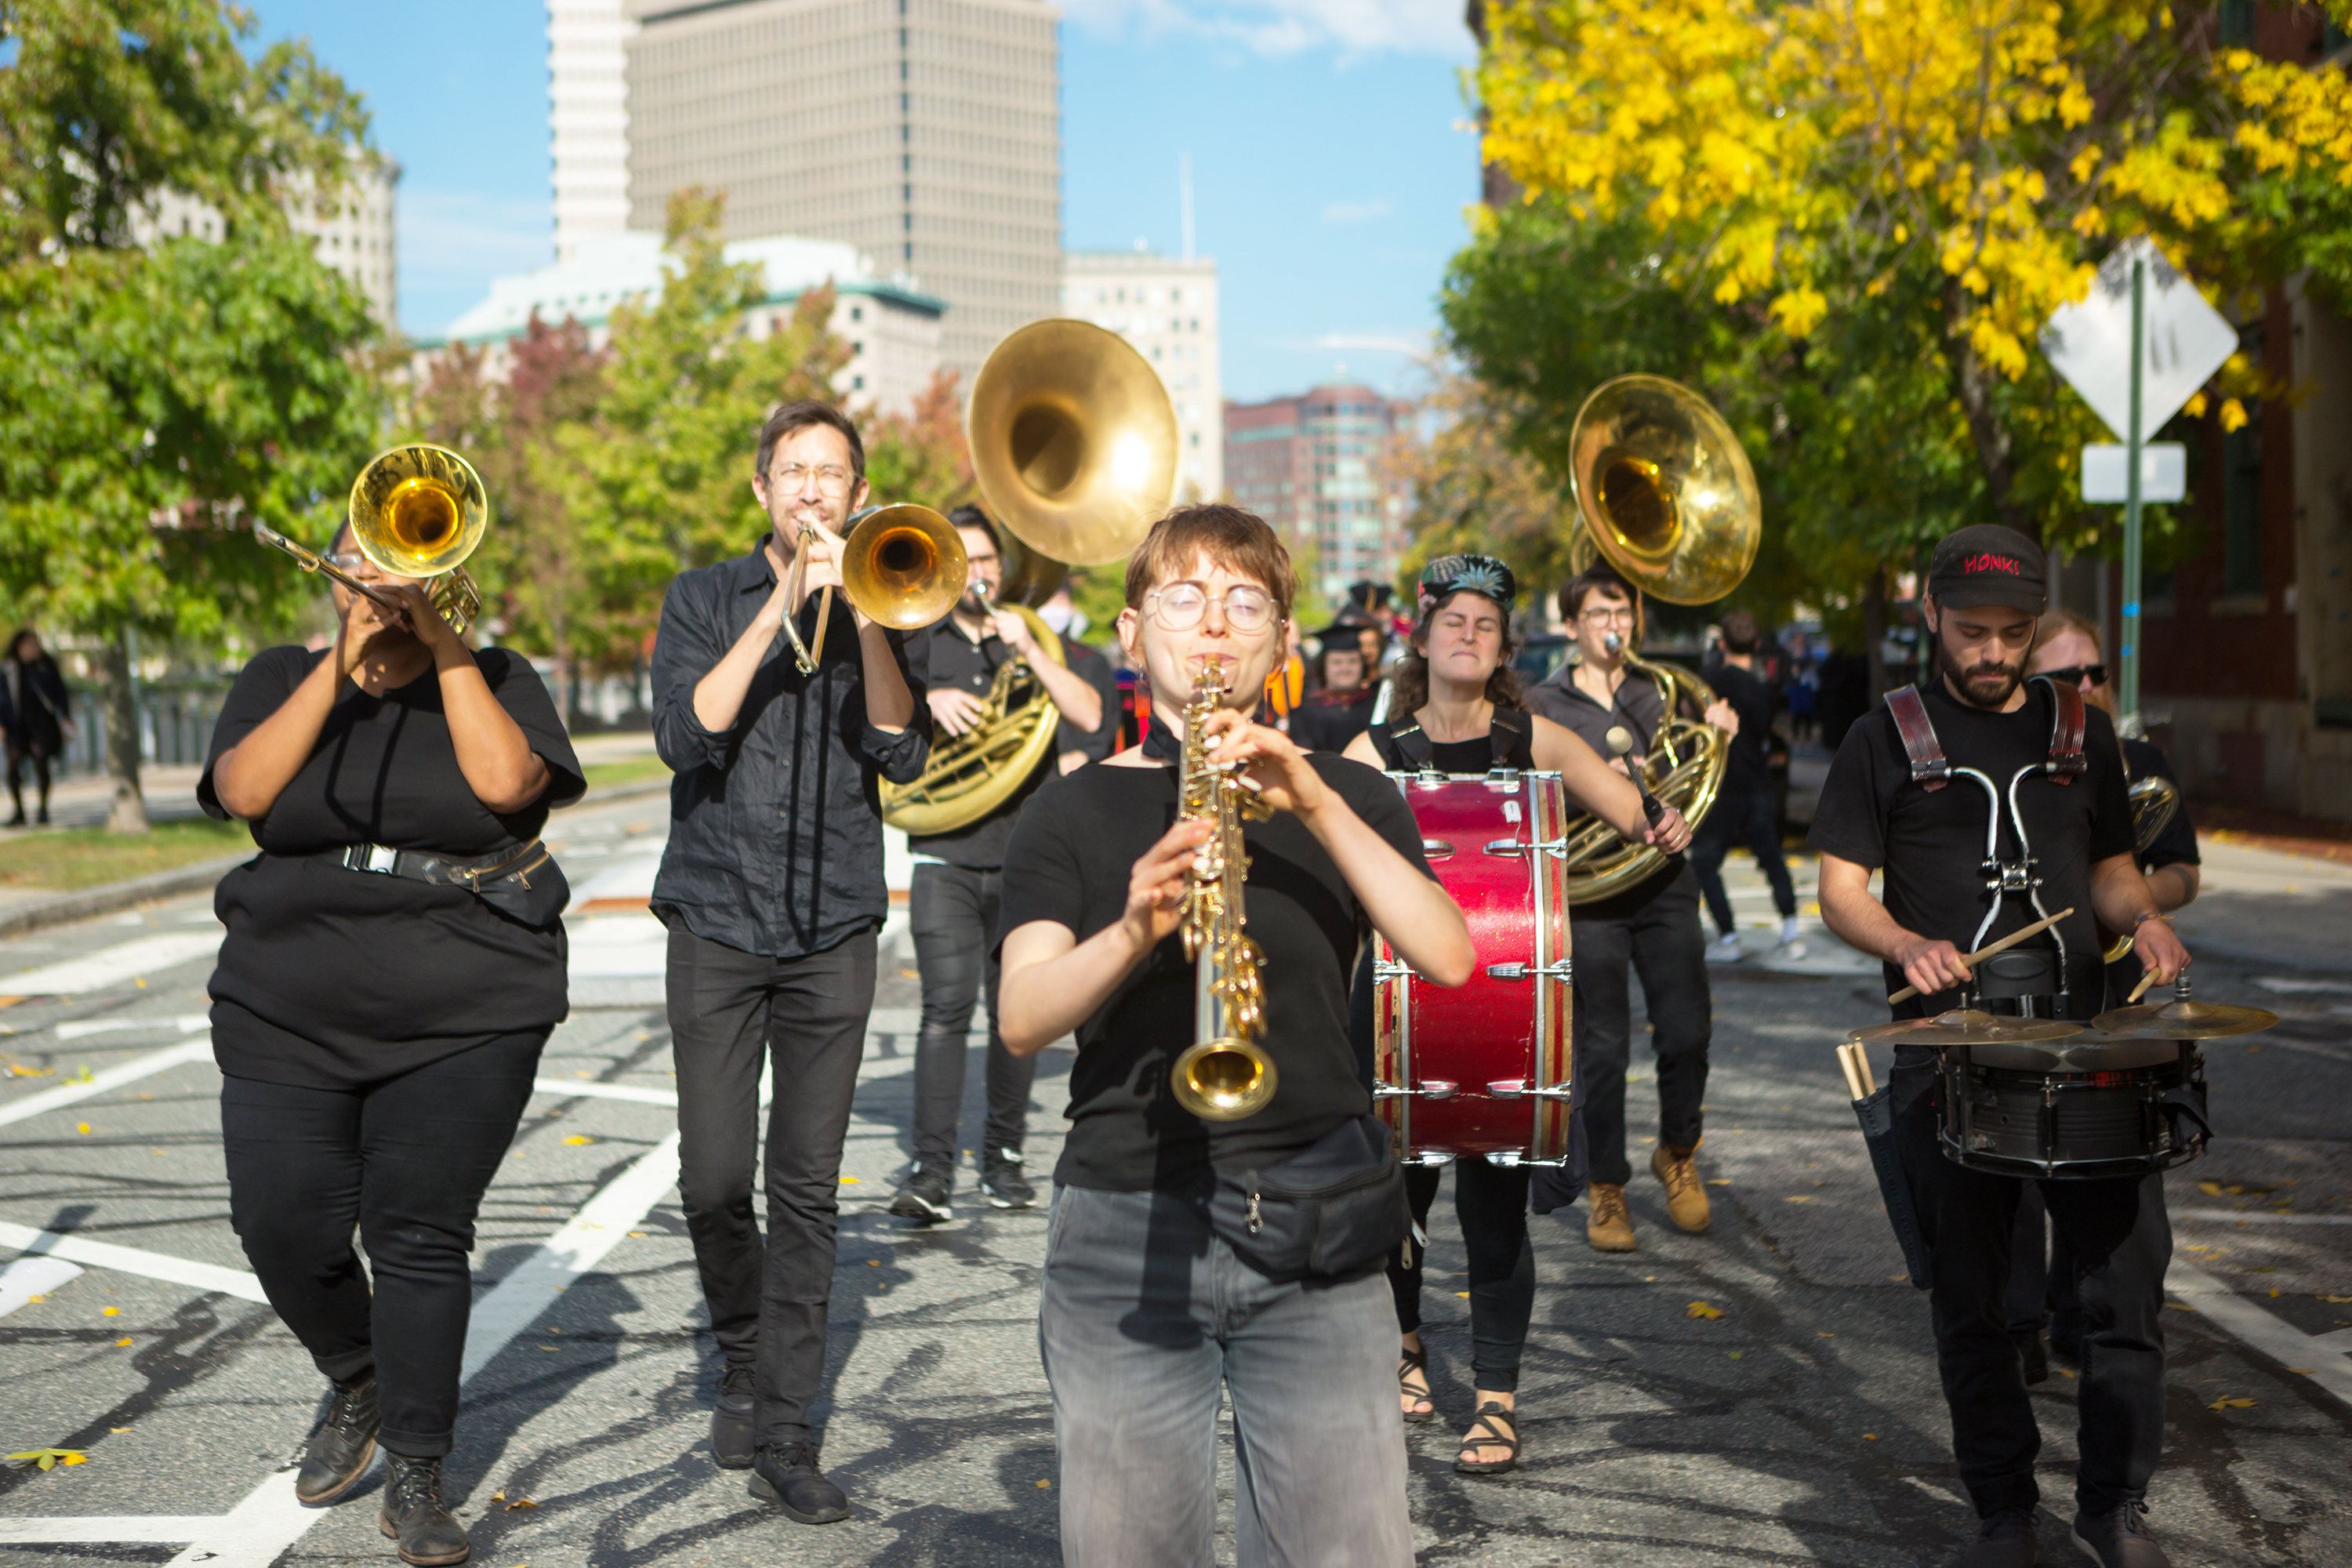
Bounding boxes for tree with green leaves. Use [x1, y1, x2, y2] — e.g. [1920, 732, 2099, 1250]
[0, 0, 381, 829]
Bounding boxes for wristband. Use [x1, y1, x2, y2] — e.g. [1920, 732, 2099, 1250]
[2132, 911, 2172, 930]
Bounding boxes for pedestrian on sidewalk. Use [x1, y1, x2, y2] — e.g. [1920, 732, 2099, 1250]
[1690, 611, 1803, 964]
[200, 521, 583, 1567]
[2, 629, 72, 826]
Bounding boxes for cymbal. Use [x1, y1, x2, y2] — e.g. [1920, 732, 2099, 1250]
[2089, 997, 2278, 1040]
[1848, 1009, 2086, 1047]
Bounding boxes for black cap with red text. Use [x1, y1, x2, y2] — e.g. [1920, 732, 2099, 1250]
[1927, 524, 2045, 614]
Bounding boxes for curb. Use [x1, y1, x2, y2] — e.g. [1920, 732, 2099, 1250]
[0, 775, 677, 943]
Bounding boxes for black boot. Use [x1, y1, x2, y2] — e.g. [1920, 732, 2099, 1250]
[748, 1441, 850, 1524]
[377, 1453, 470, 1566]
[710, 1360, 756, 1470]
[295, 1370, 380, 1504]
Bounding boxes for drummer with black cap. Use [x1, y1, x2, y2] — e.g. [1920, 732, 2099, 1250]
[1810, 524, 2191, 1568]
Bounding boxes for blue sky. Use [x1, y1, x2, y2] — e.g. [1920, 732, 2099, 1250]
[243, 0, 1479, 402]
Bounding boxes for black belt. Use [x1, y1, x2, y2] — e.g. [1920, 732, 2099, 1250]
[325, 839, 567, 926]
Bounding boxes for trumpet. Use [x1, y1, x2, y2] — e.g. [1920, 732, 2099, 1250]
[1169, 656, 1280, 1122]
[256, 444, 489, 634]
[778, 503, 968, 673]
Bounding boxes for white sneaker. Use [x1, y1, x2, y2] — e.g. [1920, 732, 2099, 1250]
[1706, 934, 1746, 965]
[1775, 937, 1809, 961]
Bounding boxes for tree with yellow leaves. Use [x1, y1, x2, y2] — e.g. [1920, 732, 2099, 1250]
[1475, 0, 2352, 539]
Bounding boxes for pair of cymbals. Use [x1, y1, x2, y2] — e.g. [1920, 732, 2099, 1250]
[1849, 1000, 2278, 1047]
[2089, 996, 2278, 1040]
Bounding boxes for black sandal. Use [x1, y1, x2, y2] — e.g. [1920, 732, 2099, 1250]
[1398, 1346, 1436, 1423]
[1455, 1400, 1519, 1475]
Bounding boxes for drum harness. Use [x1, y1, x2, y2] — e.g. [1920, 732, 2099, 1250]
[1886, 675, 2087, 1014]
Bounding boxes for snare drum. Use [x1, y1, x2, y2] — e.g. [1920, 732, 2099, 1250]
[1936, 1036, 2210, 1180]
[1373, 771, 1573, 1164]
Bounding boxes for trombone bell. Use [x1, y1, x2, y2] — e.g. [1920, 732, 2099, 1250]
[841, 504, 968, 630]
[351, 445, 488, 580]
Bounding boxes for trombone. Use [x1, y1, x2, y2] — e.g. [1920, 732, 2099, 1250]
[777, 503, 969, 673]
[255, 444, 489, 634]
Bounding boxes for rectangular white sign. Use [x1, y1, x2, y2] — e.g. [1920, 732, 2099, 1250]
[2081, 443, 2187, 503]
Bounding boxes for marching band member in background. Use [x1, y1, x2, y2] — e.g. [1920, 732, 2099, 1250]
[1287, 621, 1381, 753]
[888, 505, 1103, 1223]
[1812, 526, 2190, 1568]
[201, 521, 581, 1567]
[999, 505, 1472, 1568]
[648, 400, 926, 1526]
[1524, 564, 1733, 1253]
[1343, 554, 1689, 1475]
[1689, 609, 1803, 962]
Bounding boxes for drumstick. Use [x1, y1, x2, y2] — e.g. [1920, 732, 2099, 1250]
[2125, 967, 2161, 1005]
[1835, 1040, 1875, 1101]
[1885, 907, 2075, 1006]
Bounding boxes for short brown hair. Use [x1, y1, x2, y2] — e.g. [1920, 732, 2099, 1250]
[1124, 504, 1297, 625]
[1559, 563, 1636, 622]
[1719, 609, 1759, 654]
[756, 400, 865, 483]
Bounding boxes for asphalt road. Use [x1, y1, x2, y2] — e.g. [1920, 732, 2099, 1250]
[0, 794, 2346, 1567]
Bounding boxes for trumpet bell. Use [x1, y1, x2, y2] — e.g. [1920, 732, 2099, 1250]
[841, 504, 970, 630]
[350, 445, 488, 579]
[1171, 1037, 1279, 1122]
[1568, 376, 1759, 605]
[968, 319, 1178, 567]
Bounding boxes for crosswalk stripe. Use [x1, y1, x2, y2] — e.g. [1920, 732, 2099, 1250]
[0, 1220, 267, 1303]
[0, 932, 222, 996]
[0, 1039, 214, 1128]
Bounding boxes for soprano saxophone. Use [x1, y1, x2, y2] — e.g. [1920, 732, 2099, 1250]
[1169, 657, 1280, 1121]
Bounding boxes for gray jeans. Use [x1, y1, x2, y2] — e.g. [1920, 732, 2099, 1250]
[1038, 1184, 1412, 1568]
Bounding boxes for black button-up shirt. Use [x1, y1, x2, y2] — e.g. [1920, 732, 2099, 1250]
[901, 616, 1039, 869]
[650, 538, 929, 958]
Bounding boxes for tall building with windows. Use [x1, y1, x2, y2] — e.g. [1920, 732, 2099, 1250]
[550, 0, 639, 264]
[1225, 384, 1413, 603]
[138, 155, 400, 329]
[619, 0, 1060, 383]
[1061, 249, 1221, 501]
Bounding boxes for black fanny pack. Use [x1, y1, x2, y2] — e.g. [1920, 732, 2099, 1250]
[322, 840, 569, 927]
[1207, 1114, 1409, 1283]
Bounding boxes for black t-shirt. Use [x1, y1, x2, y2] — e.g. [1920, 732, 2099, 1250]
[1290, 689, 1379, 753]
[198, 646, 585, 1085]
[2123, 736, 2198, 870]
[998, 754, 1436, 1193]
[1808, 681, 2132, 1010]
[1708, 662, 1776, 796]
[902, 617, 1053, 869]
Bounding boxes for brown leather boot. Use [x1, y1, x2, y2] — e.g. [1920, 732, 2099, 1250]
[1585, 1182, 1636, 1251]
[1650, 1141, 1711, 1233]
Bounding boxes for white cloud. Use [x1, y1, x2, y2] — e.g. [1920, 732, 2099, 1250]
[395, 187, 555, 336]
[1320, 198, 1392, 223]
[1316, 332, 1435, 358]
[1062, 0, 1473, 58]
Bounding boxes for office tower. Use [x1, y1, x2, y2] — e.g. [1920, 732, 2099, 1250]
[550, 0, 640, 264]
[1225, 384, 1414, 604]
[1062, 248, 1221, 501]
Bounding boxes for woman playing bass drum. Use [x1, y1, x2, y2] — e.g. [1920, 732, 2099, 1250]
[1340, 554, 1690, 1475]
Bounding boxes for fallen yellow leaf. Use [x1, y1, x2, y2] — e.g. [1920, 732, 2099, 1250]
[840, 1176, 859, 1184]
[114, 1337, 132, 1347]
[2207, 1396, 2256, 1411]
[491, 1490, 505, 1503]
[1726, 1351, 1743, 1359]
[8, 1449, 86, 1471]
[505, 1495, 539, 1511]
[7, 1063, 52, 1076]
[627, 1231, 648, 1238]
[1035, 1479, 1051, 1489]
[75, 1122, 89, 1135]
[1455, 1290, 1471, 1298]
[110, 1428, 129, 1433]
[1816, 1331, 1836, 1338]
[101, 1307, 119, 1317]
[1686, 1301, 1723, 1320]
[561, 1134, 592, 1145]
[1784, 1195, 1814, 1203]
[2197, 1181, 2222, 1196]
[1863, 1433, 1878, 1441]
[1707, 1178, 1730, 1186]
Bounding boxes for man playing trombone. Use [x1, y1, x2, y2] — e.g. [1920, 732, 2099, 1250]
[889, 505, 1103, 1222]
[649, 400, 927, 1526]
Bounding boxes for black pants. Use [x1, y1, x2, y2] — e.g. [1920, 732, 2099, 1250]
[219, 1031, 546, 1457]
[1570, 863, 1711, 1186]
[1388, 1160, 1534, 1392]
[1689, 789, 1797, 937]
[1892, 1053, 2170, 1518]
[667, 926, 874, 1447]
[6, 745, 51, 819]
[908, 861, 1036, 1168]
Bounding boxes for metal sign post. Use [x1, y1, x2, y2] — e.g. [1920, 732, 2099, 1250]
[2121, 256, 2145, 735]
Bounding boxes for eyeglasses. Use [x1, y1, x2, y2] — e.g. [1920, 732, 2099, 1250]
[1580, 605, 1635, 626]
[1144, 582, 1277, 634]
[767, 462, 854, 496]
[2041, 663, 2108, 688]
[325, 552, 369, 572]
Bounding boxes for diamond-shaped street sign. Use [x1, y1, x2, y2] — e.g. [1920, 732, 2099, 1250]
[2041, 237, 2239, 445]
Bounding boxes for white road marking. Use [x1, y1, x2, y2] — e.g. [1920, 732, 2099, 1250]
[0, 1221, 267, 1303]
[0, 1517, 225, 1544]
[0, 1253, 84, 1319]
[2165, 1258, 2352, 1408]
[2175, 1209, 2352, 1226]
[532, 1076, 679, 1107]
[0, 931, 222, 996]
[0, 1039, 213, 1128]
[54, 1013, 212, 1040]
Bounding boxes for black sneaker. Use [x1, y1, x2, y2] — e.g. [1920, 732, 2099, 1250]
[377, 1453, 470, 1566]
[978, 1147, 1036, 1209]
[748, 1441, 850, 1524]
[1962, 1508, 2040, 1567]
[710, 1360, 756, 1470]
[2013, 1327, 2049, 1385]
[2070, 1501, 2169, 1567]
[295, 1370, 379, 1504]
[887, 1162, 952, 1223]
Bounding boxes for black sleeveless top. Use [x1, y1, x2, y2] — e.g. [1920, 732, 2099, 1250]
[1365, 710, 1537, 773]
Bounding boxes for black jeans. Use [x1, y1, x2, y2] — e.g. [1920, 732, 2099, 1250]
[219, 1030, 546, 1457]
[1388, 1160, 1534, 1392]
[1892, 1053, 2170, 1518]
[6, 745, 52, 819]
[1689, 789, 1797, 937]
[668, 925, 876, 1447]
[908, 861, 1036, 1168]
[1569, 862, 1711, 1186]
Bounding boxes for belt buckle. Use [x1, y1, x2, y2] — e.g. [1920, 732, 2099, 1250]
[359, 844, 398, 874]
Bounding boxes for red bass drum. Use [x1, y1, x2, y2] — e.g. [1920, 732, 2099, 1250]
[1374, 770, 1574, 1164]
